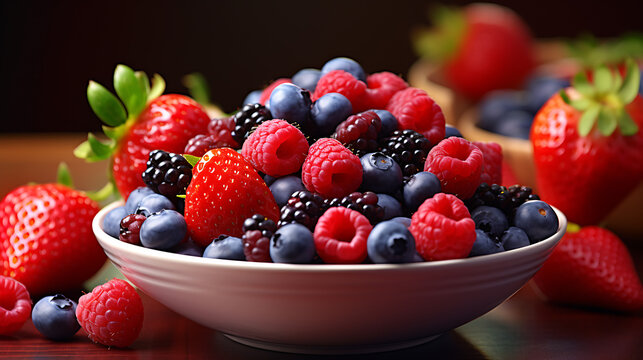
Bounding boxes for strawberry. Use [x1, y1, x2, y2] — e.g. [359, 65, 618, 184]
[532, 225, 643, 313]
[531, 60, 643, 226]
[0, 182, 104, 295]
[413, 3, 535, 99]
[184, 148, 280, 247]
[75, 65, 211, 199]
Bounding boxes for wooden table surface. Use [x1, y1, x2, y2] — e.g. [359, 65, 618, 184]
[1, 134, 642, 359]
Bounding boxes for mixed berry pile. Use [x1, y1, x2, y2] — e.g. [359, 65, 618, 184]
[101, 57, 560, 265]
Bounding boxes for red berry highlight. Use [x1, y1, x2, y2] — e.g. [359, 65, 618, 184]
[410, 193, 476, 261]
[241, 119, 309, 177]
[424, 137, 484, 200]
[76, 278, 144, 348]
[301, 138, 363, 199]
[314, 207, 372, 264]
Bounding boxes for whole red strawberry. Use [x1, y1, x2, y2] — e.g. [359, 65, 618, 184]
[531, 61, 643, 226]
[414, 3, 535, 99]
[76, 65, 210, 199]
[184, 148, 280, 247]
[532, 226, 643, 313]
[0, 183, 104, 295]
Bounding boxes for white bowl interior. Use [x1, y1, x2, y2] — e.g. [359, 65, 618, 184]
[93, 201, 566, 354]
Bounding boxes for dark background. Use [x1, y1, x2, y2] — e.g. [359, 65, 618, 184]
[2, 0, 642, 133]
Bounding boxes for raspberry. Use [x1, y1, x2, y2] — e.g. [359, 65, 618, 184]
[76, 278, 144, 348]
[207, 116, 239, 149]
[409, 193, 476, 261]
[312, 70, 367, 110]
[332, 111, 382, 157]
[242, 214, 277, 262]
[386, 87, 446, 146]
[142, 150, 193, 199]
[259, 78, 292, 105]
[424, 137, 484, 200]
[362, 71, 408, 111]
[473, 141, 503, 186]
[278, 190, 326, 230]
[230, 103, 273, 146]
[241, 119, 309, 177]
[313, 207, 372, 264]
[0, 276, 32, 335]
[119, 214, 146, 245]
[301, 138, 363, 199]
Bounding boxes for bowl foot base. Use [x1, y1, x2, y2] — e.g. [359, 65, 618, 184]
[223, 333, 443, 354]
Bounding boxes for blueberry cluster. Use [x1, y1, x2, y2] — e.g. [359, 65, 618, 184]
[477, 76, 569, 139]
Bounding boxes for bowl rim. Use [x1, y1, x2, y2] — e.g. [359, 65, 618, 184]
[93, 200, 567, 273]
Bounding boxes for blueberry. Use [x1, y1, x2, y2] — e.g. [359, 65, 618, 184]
[310, 92, 353, 137]
[469, 229, 504, 257]
[444, 124, 463, 138]
[390, 216, 412, 228]
[470, 206, 509, 238]
[525, 75, 570, 113]
[170, 238, 204, 257]
[125, 187, 155, 214]
[372, 110, 398, 138]
[377, 193, 403, 220]
[492, 110, 533, 139]
[367, 220, 417, 263]
[270, 223, 315, 264]
[269, 175, 306, 208]
[478, 90, 528, 132]
[32, 294, 80, 341]
[102, 205, 128, 238]
[263, 173, 277, 187]
[513, 200, 559, 243]
[243, 89, 262, 106]
[292, 68, 322, 92]
[203, 235, 245, 260]
[360, 152, 403, 194]
[135, 193, 176, 217]
[402, 171, 441, 213]
[268, 83, 312, 131]
[321, 57, 366, 82]
[139, 209, 187, 250]
[501, 226, 530, 251]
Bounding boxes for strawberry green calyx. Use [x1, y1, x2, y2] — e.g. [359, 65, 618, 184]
[561, 58, 640, 137]
[183, 154, 201, 167]
[74, 65, 166, 162]
[55, 162, 115, 204]
[412, 5, 465, 62]
[566, 33, 643, 70]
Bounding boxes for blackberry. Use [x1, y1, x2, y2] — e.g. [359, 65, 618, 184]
[379, 129, 432, 178]
[242, 214, 278, 262]
[332, 111, 382, 157]
[142, 150, 193, 201]
[278, 190, 325, 230]
[323, 191, 385, 225]
[465, 183, 540, 217]
[230, 103, 273, 146]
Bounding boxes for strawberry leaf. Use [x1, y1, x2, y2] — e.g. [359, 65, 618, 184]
[114, 64, 147, 118]
[85, 182, 118, 204]
[618, 58, 640, 104]
[183, 154, 200, 167]
[593, 65, 613, 94]
[596, 108, 617, 136]
[74, 138, 102, 162]
[56, 162, 74, 188]
[182, 73, 211, 106]
[618, 111, 639, 136]
[87, 133, 114, 160]
[102, 123, 128, 142]
[572, 71, 595, 98]
[135, 71, 151, 99]
[578, 104, 600, 136]
[148, 74, 166, 102]
[87, 81, 127, 127]
[569, 97, 593, 111]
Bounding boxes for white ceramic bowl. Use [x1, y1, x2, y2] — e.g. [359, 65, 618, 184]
[93, 201, 566, 354]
